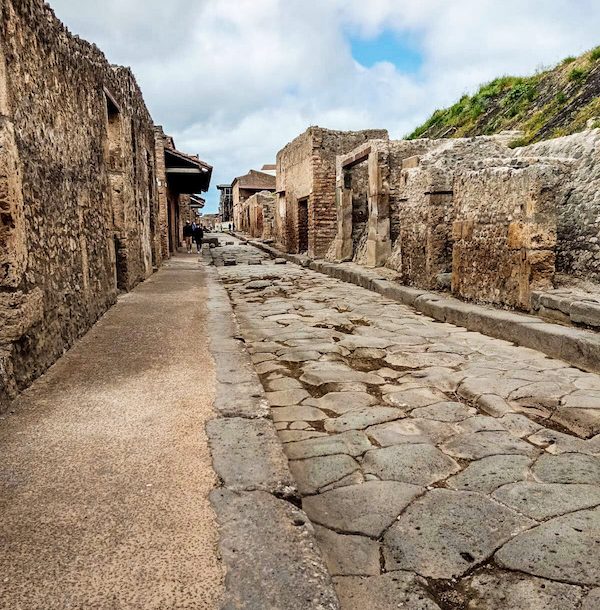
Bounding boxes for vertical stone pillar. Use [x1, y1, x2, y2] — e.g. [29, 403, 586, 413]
[365, 150, 391, 267]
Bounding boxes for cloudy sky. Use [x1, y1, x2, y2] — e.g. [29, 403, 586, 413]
[49, 0, 600, 213]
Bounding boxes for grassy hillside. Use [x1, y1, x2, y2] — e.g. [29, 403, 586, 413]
[408, 46, 600, 147]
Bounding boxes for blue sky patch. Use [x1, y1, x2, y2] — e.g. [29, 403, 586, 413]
[350, 30, 423, 74]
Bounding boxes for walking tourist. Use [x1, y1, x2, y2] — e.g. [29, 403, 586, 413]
[193, 223, 204, 252]
[183, 221, 193, 253]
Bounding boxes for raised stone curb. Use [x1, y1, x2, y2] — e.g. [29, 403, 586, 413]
[247, 239, 600, 375]
[202, 258, 340, 609]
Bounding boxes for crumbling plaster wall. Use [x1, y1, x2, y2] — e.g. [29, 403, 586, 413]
[0, 0, 159, 407]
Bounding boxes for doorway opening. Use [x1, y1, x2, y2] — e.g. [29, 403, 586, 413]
[297, 198, 309, 253]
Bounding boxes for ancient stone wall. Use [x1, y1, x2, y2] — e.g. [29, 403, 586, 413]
[517, 130, 600, 283]
[243, 190, 275, 239]
[452, 159, 566, 309]
[0, 0, 160, 407]
[276, 127, 388, 257]
[386, 138, 512, 288]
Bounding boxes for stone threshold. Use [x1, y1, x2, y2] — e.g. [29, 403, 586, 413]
[240, 237, 600, 376]
[201, 253, 340, 609]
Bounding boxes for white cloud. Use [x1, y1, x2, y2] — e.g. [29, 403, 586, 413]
[48, 0, 600, 212]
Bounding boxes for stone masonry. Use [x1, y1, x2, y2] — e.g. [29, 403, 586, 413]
[211, 241, 600, 610]
[328, 131, 599, 311]
[0, 0, 209, 408]
[275, 127, 388, 258]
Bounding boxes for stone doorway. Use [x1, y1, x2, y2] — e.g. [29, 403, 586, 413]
[297, 198, 308, 252]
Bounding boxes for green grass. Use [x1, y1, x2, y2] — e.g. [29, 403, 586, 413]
[569, 67, 588, 82]
[408, 46, 600, 143]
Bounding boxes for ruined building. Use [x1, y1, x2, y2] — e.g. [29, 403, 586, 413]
[328, 130, 599, 311]
[217, 184, 233, 223]
[275, 127, 388, 258]
[0, 0, 210, 408]
[237, 190, 276, 239]
[231, 169, 276, 230]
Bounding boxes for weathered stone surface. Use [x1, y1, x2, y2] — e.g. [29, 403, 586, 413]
[411, 401, 477, 422]
[279, 430, 327, 443]
[333, 573, 441, 610]
[495, 507, 600, 586]
[245, 280, 272, 289]
[214, 380, 270, 418]
[271, 405, 327, 423]
[582, 588, 600, 610]
[385, 489, 535, 579]
[289, 455, 360, 495]
[533, 453, 600, 484]
[267, 376, 304, 391]
[324, 406, 403, 433]
[383, 387, 448, 410]
[303, 481, 423, 537]
[466, 571, 583, 610]
[285, 430, 372, 460]
[363, 444, 460, 486]
[280, 350, 321, 363]
[211, 489, 339, 609]
[301, 362, 385, 386]
[304, 392, 379, 415]
[206, 418, 295, 495]
[367, 418, 455, 447]
[440, 431, 537, 460]
[447, 455, 532, 494]
[313, 526, 380, 576]
[492, 482, 600, 520]
[266, 389, 311, 407]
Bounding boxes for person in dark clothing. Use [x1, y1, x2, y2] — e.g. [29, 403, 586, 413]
[183, 221, 194, 253]
[193, 224, 204, 253]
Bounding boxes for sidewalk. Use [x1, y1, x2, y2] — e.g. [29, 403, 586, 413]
[0, 254, 224, 609]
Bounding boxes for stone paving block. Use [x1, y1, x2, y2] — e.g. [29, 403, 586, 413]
[289, 454, 361, 495]
[447, 455, 532, 494]
[362, 444, 461, 486]
[582, 588, 600, 610]
[265, 389, 311, 406]
[214, 380, 270, 419]
[411, 401, 477, 422]
[492, 481, 600, 520]
[383, 387, 449, 410]
[532, 453, 600, 484]
[440, 431, 537, 460]
[384, 489, 535, 579]
[528, 428, 594, 454]
[279, 430, 327, 443]
[313, 526, 380, 577]
[333, 573, 441, 610]
[465, 571, 583, 610]
[206, 417, 295, 496]
[285, 430, 372, 460]
[303, 392, 379, 415]
[213, 350, 257, 384]
[367, 418, 455, 447]
[495, 506, 600, 586]
[324, 406, 403, 433]
[303, 480, 424, 537]
[300, 362, 385, 387]
[271, 405, 327, 423]
[210, 489, 339, 610]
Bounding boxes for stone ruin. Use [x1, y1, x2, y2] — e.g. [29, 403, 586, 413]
[326, 130, 598, 311]
[0, 0, 210, 408]
[275, 126, 388, 258]
[237, 190, 276, 240]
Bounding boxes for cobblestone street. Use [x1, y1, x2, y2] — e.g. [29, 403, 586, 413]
[212, 243, 600, 609]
